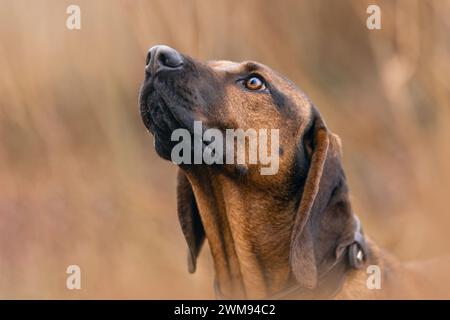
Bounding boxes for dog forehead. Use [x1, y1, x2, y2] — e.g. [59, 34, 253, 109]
[207, 60, 239, 70]
[207, 60, 271, 75]
[207, 60, 294, 87]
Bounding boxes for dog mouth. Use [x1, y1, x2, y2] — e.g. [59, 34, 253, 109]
[139, 45, 226, 162]
[138, 47, 204, 159]
[139, 80, 181, 135]
[139, 77, 191, 159]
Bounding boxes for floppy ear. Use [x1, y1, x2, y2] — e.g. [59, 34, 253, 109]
[289, 107, 357, 289]
[177, 170, 205, 273]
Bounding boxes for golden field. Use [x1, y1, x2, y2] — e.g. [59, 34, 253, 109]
[0, 0, 449, 298]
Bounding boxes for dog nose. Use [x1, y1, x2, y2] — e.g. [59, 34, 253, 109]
[145, 45, 183, 74]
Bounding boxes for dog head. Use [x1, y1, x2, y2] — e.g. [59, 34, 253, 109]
[139, 45, 311, 179]
[139, 45, 361, 297]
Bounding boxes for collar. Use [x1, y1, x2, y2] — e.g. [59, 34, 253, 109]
[214, 214, 368, 300]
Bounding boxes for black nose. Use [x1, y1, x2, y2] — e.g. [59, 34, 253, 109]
[145, 45, 183, 74]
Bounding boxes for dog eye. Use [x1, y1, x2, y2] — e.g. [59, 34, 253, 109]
[244, 76, 266, 91]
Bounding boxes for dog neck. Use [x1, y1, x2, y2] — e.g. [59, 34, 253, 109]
[184, 161, 369, 299]
[185, 167, 304, 299]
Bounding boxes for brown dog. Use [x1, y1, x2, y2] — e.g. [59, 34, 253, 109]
[139, 45, 445, 299]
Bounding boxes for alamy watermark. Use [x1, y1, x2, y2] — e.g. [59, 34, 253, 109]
[366, 5, 381, 30]
[366, 265, 382, 289]
[66, 5, 81, 30]
[170, 121, 280, 175]
[66, 265, 81, 290]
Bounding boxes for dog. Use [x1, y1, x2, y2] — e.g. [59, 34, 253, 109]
[138, 45, 447, 299]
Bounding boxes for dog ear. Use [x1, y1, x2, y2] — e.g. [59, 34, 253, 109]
[289, 108, 357, 289]
[177, 170, 205, 273]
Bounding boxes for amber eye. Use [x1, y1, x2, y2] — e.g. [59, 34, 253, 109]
[244, 76, 265, 91]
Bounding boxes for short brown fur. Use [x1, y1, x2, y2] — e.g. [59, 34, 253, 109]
[140, 53, 448, 299]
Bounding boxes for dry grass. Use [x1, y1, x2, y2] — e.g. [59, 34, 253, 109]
[0, 0, 449, 298]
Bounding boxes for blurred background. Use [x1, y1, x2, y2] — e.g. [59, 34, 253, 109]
[0, 0, 449, 299]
